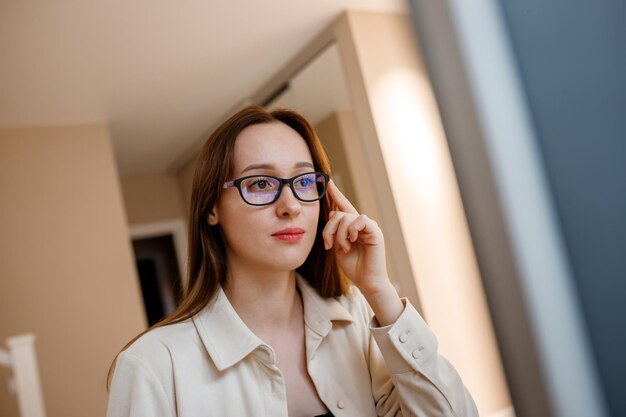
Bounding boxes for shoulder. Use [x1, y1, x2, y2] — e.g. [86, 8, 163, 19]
[339, 285, 373, 321]
[108, 324, 189, 415]
[297, 272, 373, 325]
[342, 284, 371, 313]
[120, 318, 199, 372]
[333, 284, 375, 327]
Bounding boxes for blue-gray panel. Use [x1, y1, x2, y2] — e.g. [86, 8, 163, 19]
[495, 1, 626, 416]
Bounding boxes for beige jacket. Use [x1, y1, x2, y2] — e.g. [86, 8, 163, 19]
[107, 273, 478, 417]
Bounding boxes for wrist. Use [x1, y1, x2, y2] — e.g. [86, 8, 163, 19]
[358, 276, 394, 298]
[361, 281, 404, 327]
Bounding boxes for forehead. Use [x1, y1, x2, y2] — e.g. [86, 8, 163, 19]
[233, 122, 314, 174]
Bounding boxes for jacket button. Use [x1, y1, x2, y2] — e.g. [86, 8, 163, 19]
[412, 349, 420, 358]
[337, 399, 346, 409]
[398, 332, 408, 343]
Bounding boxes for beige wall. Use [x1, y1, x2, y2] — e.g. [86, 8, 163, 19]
[336, 11, 512, 416]
[315, 112, 359, 209]
[176, 155, 197, 221]
[0, 124, 147, 417]
[120, 172, 186, 226]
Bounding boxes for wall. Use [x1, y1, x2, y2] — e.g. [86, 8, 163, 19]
[314, 112, 359, 208]
[406, 1, 555, 415]
[335, 11, 512, 416]
[0, 124, 147, 417]
[497, 2, 626, 415]
[333, 111, 386, 231]
[176, 155, 196, 221]
[408, 0, 622, 415]
[120, 172, 186, 226]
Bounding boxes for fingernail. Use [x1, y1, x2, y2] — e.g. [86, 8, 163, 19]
[324, 241, 330, 250]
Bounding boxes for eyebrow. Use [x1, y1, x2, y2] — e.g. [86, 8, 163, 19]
[240, 161, 314, 175]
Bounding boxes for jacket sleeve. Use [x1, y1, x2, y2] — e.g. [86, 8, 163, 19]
[106, 351, 176, 417]
[366, 297, 479, 417]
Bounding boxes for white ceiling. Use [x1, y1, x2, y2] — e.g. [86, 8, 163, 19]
[0, 0, 407, 174]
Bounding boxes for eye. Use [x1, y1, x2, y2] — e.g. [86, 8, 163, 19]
[253, 180, 268, 189]
[296, 177, 314, 188]
[245, 177, 277, 191]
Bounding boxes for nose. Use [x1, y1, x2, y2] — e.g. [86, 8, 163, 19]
[275, 184, 302, 217]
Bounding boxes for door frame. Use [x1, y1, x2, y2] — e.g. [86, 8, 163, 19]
[129, 218, 188, 284]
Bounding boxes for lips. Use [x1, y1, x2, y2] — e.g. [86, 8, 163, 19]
[272, 227, 305, 236]
[272, 228, 305, 242]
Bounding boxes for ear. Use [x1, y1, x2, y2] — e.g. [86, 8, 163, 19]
[208, 207, 219, 226]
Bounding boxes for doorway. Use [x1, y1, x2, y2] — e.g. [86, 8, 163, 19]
[132, 234, 182, 326]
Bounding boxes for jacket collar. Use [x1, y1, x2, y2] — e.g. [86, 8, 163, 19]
[192, 272, 354, 371]
[296, 273, 354, 336]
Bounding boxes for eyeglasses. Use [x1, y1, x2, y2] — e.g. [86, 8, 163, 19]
[222, 172, 329, 206]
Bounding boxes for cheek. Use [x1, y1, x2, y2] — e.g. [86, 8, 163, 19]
[308, 205, 321, 237]
[215, 199, 261, 243]
[221, 210, 265, 242]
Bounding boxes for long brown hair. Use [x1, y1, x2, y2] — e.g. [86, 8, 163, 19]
[107, 105, 349, 388]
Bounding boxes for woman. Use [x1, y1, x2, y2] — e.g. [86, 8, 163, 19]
[106, 105, 479, 417]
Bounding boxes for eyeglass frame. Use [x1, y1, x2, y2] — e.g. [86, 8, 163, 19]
[222, 171, 330, 206]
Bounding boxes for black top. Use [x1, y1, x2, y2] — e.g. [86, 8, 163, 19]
[314, 413, 334, 417]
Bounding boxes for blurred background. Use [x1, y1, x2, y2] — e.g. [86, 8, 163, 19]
[1, 1, 624, 417]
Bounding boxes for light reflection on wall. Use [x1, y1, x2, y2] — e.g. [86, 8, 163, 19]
[355, 22, 513, 413]
[374, 68, 441, 203]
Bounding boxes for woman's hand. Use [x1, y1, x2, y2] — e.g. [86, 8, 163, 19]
[322, 180, 403, 325]
[322, 180, 390, 296]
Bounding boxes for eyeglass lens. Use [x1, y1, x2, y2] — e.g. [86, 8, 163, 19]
[240, 173, 327, 205]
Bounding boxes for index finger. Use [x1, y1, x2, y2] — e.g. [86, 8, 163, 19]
[327, 179, 359, 215]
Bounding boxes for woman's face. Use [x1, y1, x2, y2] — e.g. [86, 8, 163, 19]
[209, 121, 320, 273]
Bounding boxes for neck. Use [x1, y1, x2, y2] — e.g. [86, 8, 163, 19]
[222, 262, 301, 334]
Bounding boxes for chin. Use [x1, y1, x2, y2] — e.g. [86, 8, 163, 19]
[254, 237, 315, 271]
[266, 252, 310, 272]
[278, 256, 310, 271]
